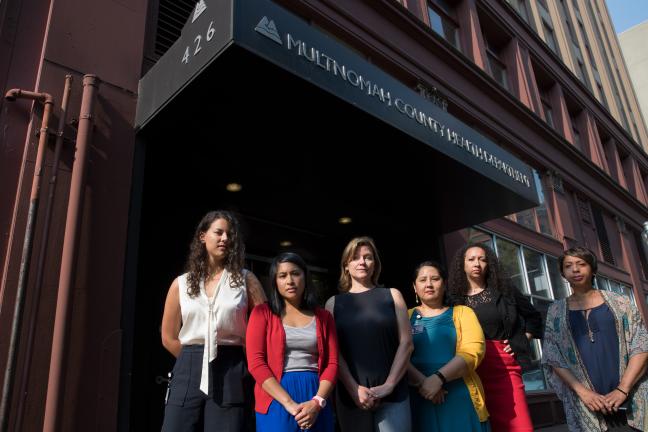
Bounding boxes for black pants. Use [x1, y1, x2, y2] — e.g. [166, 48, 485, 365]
[161, 345, 248, 432]
[605, 411, 640, 431]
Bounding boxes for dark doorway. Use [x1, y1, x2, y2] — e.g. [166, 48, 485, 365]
[127, 52, 453, 430]
[124, 41, 537, 428]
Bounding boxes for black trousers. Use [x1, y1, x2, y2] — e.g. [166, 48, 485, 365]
[605, 411, 640, 431]
[161, 345, 249, 432]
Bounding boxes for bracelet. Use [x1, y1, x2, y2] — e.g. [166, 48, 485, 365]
[615, 387, 628, 397]
[434, 370, 447, 386]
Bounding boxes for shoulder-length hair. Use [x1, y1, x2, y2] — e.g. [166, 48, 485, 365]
[447, 243, 512, 304]
[559, 246, 598, 283]
[268, 252, 318, 316]
[412, 260, 452, 306]
[338, 236, 382, 292]
[184, 210, 245, 298]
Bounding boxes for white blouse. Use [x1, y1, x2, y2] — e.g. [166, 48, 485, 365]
[177, 269, 248, 394]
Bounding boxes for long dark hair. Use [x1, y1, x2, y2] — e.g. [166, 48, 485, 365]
[412, 260, 452, 306]
[268, 252, 318, 316]
[447, 243, 512, 304]
[185, 210, 245, 298]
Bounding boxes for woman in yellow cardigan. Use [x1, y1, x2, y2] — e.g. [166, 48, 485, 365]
[408, 261, 490, 432]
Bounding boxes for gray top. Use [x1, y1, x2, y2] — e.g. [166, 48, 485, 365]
[283, 318, 318, 372]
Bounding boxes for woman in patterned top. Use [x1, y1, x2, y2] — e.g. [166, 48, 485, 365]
[542, 246, 648, 431]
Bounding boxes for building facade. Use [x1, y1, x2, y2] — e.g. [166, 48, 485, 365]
[1, 0, 647, 430]
[619, 20, 648, 133]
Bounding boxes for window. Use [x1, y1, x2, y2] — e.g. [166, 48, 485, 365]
[634, 229, 648, 280]
[524, 248, 551, 298]
[508, 172, 553, 236]
[614, 86, 632, 133]
[572, 126, 581, 150]
[467, 229, 570, 391]
[596, 81, 609, 110]
[591, 205, 615, 265]
[467, 228, 495, 250]
[595, 276, 635, 304]
[570, 113, 582, 151]
[506, 0, 533, 27]
[496, 238, 527, 293]
[427, 0, 461, 50]
[547, 256, 571, 299]
[481, 28, 509, 90]
[537, 0, 560, 55]
[576, 59, 592, 91]
[487, 51, 508, 89]
[557, 0, 592, 91]
[539, 88, 554, 128]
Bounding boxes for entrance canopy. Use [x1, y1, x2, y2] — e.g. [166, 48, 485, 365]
[135, 0, 540, 234]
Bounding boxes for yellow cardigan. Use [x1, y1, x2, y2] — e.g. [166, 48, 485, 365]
[408, 305, 489, 422]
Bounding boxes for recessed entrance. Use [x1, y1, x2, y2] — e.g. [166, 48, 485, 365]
[125, 21, 537, 427]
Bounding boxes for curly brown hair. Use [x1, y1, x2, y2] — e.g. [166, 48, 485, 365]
[447, 243, 512, 304]
[185, 210, 245, 298]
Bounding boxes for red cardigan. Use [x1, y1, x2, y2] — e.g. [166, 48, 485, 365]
[246, 303, 338, 414]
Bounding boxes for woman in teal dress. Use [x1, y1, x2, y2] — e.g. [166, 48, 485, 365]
[408, 261, 490, 431]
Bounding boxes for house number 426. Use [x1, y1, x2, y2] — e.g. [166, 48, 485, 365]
[181, 21, 216, 64]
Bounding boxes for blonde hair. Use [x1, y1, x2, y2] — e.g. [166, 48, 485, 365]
[338, 236, 382, 292]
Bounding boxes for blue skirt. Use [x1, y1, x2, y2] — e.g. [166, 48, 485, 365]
[256, 371, 334, 432]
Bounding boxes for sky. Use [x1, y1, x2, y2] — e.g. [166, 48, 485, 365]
[606, 0, 648, 33]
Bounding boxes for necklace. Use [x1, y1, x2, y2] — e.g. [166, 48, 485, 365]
[581, 309, 595, 343]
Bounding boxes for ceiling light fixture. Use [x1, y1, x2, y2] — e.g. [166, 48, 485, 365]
[225, 182, 242, 192]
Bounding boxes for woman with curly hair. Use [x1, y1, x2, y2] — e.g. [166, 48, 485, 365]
[448, 244, 541, 431]
[542, 247, 648, 431]
[160, 210, 266, 431]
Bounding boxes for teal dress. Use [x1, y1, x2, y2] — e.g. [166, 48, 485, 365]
[410, 307, 490, 432]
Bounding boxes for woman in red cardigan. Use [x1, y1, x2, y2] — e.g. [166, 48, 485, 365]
[247, 252, 338, 432]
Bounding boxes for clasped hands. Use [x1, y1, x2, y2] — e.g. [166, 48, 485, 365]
[353, 382, 396, 410]
[577, 387, 628, 415]
[284, 399, 322, 430]
[418, 374, 448, 404]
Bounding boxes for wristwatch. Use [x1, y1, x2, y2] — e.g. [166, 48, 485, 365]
[312, 395, 327, 408]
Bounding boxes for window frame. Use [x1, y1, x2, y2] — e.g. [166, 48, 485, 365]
[426, 0, 461, 50]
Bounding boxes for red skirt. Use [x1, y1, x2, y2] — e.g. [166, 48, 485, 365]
[477, 340, 533, 432]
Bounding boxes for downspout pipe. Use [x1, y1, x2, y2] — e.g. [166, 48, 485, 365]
[0, 88, 55, 432]
[14, 75, 73, 432]
[43, 74, 99, 432]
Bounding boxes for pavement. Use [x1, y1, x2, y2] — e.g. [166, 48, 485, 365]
[535, 425, 569, 431]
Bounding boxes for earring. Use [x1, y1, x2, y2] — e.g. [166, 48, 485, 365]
[415, 293, 420, 304]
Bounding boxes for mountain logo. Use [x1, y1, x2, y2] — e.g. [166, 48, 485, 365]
[255, 16, 282, 45]
[192, 0, 207, 23]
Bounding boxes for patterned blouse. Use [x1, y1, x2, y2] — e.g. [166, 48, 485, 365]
[542, 290, 648, 431]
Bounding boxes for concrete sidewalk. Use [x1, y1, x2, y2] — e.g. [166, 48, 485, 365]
[535, 425, 568, 431]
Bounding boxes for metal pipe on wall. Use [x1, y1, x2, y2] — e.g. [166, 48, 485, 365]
[14, 75, 73, 432]
[0, 88, 55, 432]
[43, 74, 99, 432]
